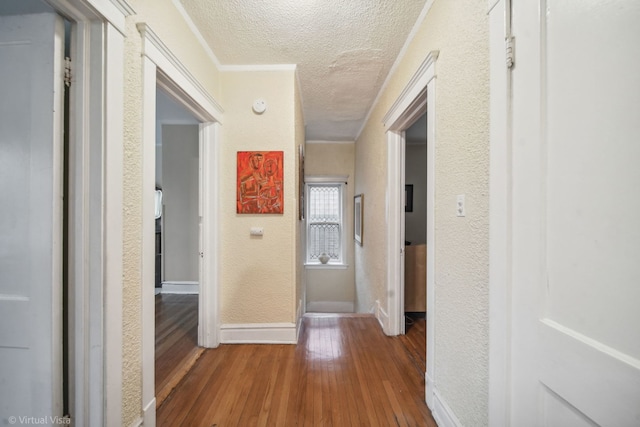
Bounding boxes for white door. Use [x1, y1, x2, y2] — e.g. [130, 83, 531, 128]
[0, 13, 65, 421]
[510, 0, 640, 425]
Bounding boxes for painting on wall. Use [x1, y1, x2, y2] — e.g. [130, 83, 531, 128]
[237, 151, 284, 214]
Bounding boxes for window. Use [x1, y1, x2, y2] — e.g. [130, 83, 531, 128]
[306, 178, 346, 266]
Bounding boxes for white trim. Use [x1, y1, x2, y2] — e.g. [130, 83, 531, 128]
[109, 0, 135, 15]
[383, 51, 438, 411]
[386, 131, 405, 336]
[433, 389, 463, 427]
[374, 300, 389, 331]
[50, 0, 127, 35]
[220, 323, 298, 344]
[383, 51, 439, 129]
[170, 0, 222, 68]
[142, 397, 156, 427]
[102, 20, 125, 427]
[306, 140, 355, 145]
[137, 23, 224, 122]
[199, 122, 221, 348]
[161, 282, 199, 294]
[219, 64, 297, 72]
[305, 175, 349, 183]
[304, 264, 348, 270]
[140, 54, 157, 427]
[356, 0, 436, 140]
[40, 2, 126, 425]
[128, 418, 143, 427]
[139, 24, 224, 424]
[426, 371, 435, 409]
[306, 301, 354, 313]
[488, 1, 511, 426]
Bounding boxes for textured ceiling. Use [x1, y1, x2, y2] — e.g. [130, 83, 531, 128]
[179, 0, 427, 141]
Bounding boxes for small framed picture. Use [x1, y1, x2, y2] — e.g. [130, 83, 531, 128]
[354, 194, 363, 246]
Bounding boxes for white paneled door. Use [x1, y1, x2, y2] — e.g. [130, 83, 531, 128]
[510, 0, 640, 425]
[0, 13, 65, 422]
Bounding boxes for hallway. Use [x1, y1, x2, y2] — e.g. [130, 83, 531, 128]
[157, 314, 434, 426]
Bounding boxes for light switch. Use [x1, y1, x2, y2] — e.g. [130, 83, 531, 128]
[250, 227, 264, 236]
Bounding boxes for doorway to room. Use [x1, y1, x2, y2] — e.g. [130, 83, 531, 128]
[403, 114, 427, 333]
[383, 49, 437, 408]
[154, 88, 203, 405]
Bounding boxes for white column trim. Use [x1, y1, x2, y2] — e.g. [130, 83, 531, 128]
[199, 122, 221, 348]
[488, 1, 511, 426]
[140, 55, 158, 427]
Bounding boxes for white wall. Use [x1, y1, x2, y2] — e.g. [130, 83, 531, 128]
[161, 124, 200, 283]
[304, 141, 356, 312]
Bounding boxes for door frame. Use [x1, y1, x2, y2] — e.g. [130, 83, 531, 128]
[488, 0, 511, 425]
[44, 1, 128, 425]
[138, 23, 224, 425]
[383, 50, 438, 409]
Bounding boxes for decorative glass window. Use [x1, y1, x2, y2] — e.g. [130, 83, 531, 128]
[306, 180, 345, 265]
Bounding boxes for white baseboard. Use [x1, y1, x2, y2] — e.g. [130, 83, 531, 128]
[306, 301, 354, 313]
[433, 388, 463, 427]
[161, 281, 199, 294]
[426, 372, 435, 410]
[220, 323, 297, 344]
[374, 300, 389, 331]
[141, 397, 155, 426]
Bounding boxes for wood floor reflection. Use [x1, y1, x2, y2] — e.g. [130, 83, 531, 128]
[155, 293, 203, 407]
[157, 313, 435, 426]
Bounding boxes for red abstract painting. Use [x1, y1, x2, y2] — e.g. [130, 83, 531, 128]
[237, 151, 284, 214]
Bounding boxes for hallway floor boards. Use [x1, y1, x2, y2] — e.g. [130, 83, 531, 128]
[157, 312, 434, 426]
[155, 293, 203, 407]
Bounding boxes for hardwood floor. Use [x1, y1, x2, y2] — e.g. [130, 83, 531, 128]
[155, 293, 203, 407]
[157, 312, 435, 426]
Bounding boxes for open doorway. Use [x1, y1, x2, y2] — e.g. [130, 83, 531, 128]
[154, 89, 203, 405]
[138, 23, 223, 423]
[383, 50, 437, 408]
[403, 114, 427, 334]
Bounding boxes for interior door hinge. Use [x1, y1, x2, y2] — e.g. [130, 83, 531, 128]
[64, 57, 72, 87]
[506, 36, 515, 69]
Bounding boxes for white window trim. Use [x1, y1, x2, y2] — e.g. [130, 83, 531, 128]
[305, 175, 349, 268]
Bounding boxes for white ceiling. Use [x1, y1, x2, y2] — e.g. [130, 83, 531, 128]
[179, 0, 427, 141]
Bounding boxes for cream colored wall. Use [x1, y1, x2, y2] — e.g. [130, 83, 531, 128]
[355, 0, 490, 425]
[121, 1, 223, 424]
[304, 142, 356, 309]
[219, 69, 298, 324]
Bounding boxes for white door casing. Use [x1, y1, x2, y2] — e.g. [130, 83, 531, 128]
[490, 0, 640, 425]
[139, 22, 223, 426]
[0, 12, 64, 421]
[383, 50, 438, 411]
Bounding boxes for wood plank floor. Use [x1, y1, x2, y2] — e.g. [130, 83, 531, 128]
[155, 293, 203, 407]
[157, 312, 435, 426]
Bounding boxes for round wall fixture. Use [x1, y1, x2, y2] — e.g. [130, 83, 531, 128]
[252, 98, 267, 114]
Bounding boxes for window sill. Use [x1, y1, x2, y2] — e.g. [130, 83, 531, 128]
[304, 263, 349, 270]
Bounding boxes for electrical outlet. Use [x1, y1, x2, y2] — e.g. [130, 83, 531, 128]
[456, 195, 466, 217]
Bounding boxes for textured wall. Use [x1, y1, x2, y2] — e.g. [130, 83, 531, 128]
[219, 70, 298, 324]
[121, 1, 223, 425]
[304, 142, 356, 308]
[355, 0, 490, 425]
